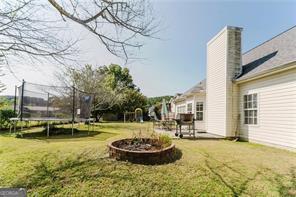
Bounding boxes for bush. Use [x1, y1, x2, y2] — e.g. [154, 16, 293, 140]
[0, 109, 16, 130]
[159, 134, 172, 148]
[131, 130, 172, 148]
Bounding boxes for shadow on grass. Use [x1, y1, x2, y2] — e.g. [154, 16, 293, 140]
[156, 147, 183, 165]
[200, 150, 296, 196]
[125, 147, 183, 166]
[9, 148, 295, 196]
[11, 152, 136, 196]
[0, 130, 14, 137]
[204, 158, 261, 196]
[10, 147, 182, 195]
[265, 167, 296, 197]
[17, 128, 116, 141]
[170, 148, 183, 163]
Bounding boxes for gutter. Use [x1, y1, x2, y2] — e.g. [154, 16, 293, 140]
[235, 61, 296, 84]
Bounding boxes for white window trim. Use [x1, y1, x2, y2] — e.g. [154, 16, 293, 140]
[243, 92, 260, 127]
[177, 105, 186, 114]
[187, 102, 193, 114]
[195, 101, 204, 121]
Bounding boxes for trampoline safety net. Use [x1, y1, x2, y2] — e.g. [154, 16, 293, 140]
[16, 81, 93, 121]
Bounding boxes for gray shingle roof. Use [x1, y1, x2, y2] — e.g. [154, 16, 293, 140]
[175, 26, 296, 98]
[237, 25, 296, 80]
[173, 79, 206, 102]
[180, 79, 206, 98]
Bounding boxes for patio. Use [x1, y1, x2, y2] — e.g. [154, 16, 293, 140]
[154, 127, 225, 139]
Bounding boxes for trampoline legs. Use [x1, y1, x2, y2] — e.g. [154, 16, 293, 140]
[71, 121, 74, 136]
[14, 121, 16, 133]
[193, 123, 195, 138]
[47, 122, 50, 137]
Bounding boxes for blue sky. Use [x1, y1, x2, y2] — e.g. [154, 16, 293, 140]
[1, 0, 296, 97]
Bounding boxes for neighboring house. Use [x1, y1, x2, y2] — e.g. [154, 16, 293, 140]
[171, 25, 296, 150]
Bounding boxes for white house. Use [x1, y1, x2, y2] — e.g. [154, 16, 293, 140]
[171, 25, 296, 150]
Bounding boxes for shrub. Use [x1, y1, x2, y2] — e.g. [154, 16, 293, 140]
[0, 109, 16, 130]
[131, 130, 172, 148]
[159, 134, 172, 148]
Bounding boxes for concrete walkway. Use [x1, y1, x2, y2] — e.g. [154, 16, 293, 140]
[154, 128, 225, 140]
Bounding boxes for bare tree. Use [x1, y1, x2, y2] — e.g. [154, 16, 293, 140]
[48, 0, 157, 60]
[0, 0, 77, 91]
[0, 0, 156, 93]
[0, 59, 5, 93]
[0, 74, 5, 93]
[0, 0, 77, 68]
[0, 0, 156, 68]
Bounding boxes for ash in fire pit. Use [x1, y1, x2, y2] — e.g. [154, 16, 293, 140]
[115, 138, 163, 151]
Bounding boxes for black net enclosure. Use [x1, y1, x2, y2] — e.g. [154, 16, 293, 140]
[15, 81, 94, 121]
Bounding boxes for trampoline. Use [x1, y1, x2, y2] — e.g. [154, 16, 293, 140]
[10, 80, 95, 136]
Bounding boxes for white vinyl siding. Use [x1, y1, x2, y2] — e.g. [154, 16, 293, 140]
[206, 28, 228, 136]
[207, 27, 242, 137]
[239, 68, 296, 149]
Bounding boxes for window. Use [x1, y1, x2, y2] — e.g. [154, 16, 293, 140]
[187, 103, 193, 114]
[196, 102, 203, 121]
[177, 106, 186, 114]
[244, 93, 258, 124]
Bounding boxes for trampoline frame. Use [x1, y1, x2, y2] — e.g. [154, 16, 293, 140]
[10, 80, 95, 137]
[9, 117, 95, 137]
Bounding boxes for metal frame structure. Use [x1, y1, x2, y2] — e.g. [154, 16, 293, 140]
[10, 80, 95, 137]
[123, 108, 143, 123]
[174, 113, 195, 138]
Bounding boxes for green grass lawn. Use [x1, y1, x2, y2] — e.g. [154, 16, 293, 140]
[0, 122, 295, 196]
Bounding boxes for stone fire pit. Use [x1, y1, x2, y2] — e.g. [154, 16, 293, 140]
[108, 138, 176, 164]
